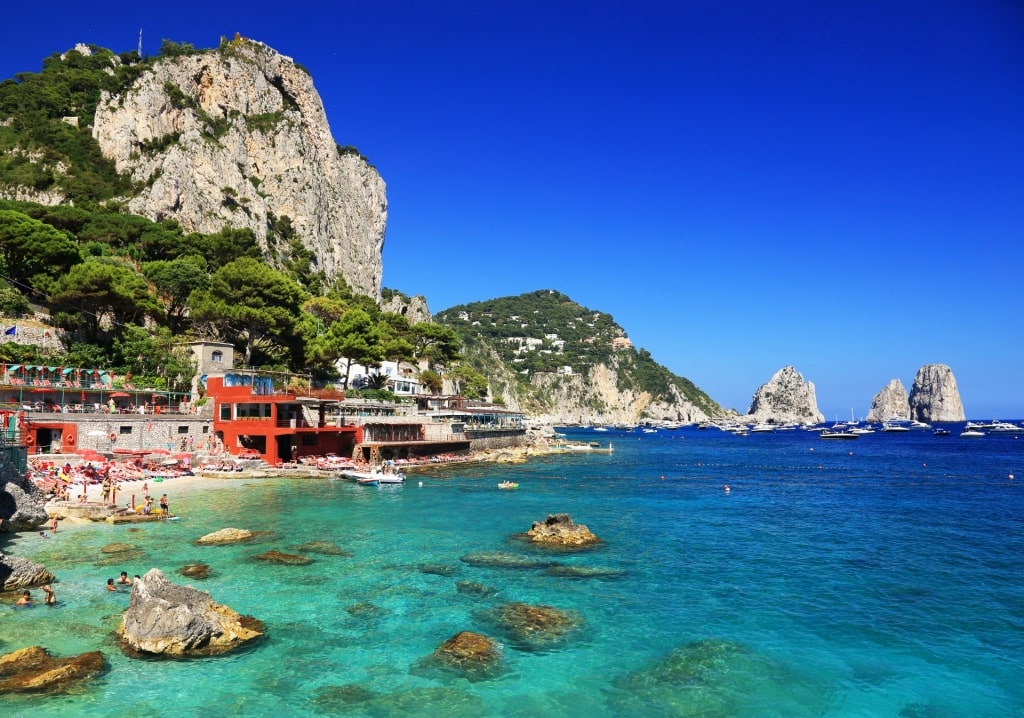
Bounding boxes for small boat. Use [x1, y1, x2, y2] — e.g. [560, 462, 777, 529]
[932, 428, 951, 436]
[340, 468, 406, 485]
[498, 480, 518, 490]
[909, 420, 932, 430]
[849, 426, 875, 434]
[960, 429, 986, 438]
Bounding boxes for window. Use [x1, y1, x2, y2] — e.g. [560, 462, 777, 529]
[211, 350, 223, 363]
[119, 426, 132, 435]
[177, 426, 189, 434]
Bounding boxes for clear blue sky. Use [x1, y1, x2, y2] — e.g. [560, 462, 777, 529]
[4, 1, 1023, 418]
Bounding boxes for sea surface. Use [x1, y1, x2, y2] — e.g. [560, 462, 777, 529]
[3, 425, 1023, 717]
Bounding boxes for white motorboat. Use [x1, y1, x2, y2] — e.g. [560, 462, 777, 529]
[882, 421, 910, 432]
[960, 429, 986, 438]
[909, 420, 932, 430]
[750, 423, 776, 433]
[339, 468, 406, 485]
[988, 421, 1021, 433]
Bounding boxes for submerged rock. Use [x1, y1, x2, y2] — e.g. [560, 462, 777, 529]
[544, 564, 627, 579]
[116, 568, 264, 657]
[291, 541, 352, 557]
[419, 563, 457, 577]
[491, 602, 581, 652]
[178, 563, 212, 579]
[195, 528, 255, 545]
[456, 580, 499, 597]
[460, 551, 556, 569]
[100, 542, 137, 554]
[525, 514, 601, 548]
[253, 550, 313, 566]
[0, 555, 55, 591]
[0, 646, 105, 694]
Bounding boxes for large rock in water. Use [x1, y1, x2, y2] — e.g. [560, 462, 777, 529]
[0, 555, 55, 591]
[866, 379, 910, 422]
[196, 528, 255, 545]
[0, 465, 48, 532]
[91, 38, 387, 299]
[745, 366, 824, 424]
[909, 364, 965, 422]
[116, 568, 264, 657]
[526, 514, 601, 548]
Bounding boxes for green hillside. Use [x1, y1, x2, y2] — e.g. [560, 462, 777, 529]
[437, 290, 719, 416]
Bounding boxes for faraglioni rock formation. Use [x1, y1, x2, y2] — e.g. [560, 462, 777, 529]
[866, 379, 910, 422]
[116, 568, 264, 657]
[745, 366, 824, 424]
[909, 364, 965, 422]
[92, 37, 387, 298]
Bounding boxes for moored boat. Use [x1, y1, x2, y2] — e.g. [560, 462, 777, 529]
[498, 480, 519, 490]
[339, 468, 406, 484]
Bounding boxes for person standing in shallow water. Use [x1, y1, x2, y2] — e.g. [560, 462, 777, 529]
[42, 584, 55, 604]
[159, 494, 169, 516]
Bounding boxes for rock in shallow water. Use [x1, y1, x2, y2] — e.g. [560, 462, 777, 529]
[116, 568, 264, 657]
[195, 528, 255, 545]
[0, 646, 105, 694]
[525, 513, 601, 548]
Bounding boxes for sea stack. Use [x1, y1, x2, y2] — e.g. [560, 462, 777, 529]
[866, 379, 910, 422]
[746, 366, 824, 424]
[908, 364, 965, 422]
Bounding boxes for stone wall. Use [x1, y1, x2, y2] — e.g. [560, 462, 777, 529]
[467, 429, 528, 452]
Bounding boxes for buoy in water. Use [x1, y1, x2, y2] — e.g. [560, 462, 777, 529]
[418, 481, 423, 487]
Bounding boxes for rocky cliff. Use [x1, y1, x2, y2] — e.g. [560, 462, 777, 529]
[92, 38, 386, 298]
[909, 364, 965, 422]
[745, 366, 824, 424]
[526, 360, 713, 426]
[866, 379, 910, 422]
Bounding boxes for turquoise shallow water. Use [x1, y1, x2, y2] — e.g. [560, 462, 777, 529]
[3, 426, 1023, 717]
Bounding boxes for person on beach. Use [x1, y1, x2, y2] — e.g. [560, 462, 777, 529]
[117, 572, 132, 585]
[106, 578, 118, 592]
[16, 590, 32, 606]
[42, 584, 55, 605]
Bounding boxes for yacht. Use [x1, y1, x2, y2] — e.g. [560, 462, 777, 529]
[750, 423, 776, 433]
[960, 428, 986, 438]
[882, 420, 910, 432]
[988, 421, 1022, 433]
[909, 420, 932, 430]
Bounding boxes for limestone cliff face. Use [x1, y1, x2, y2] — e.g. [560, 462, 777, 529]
[909, 364, 965, 422]
[92, 39, 386, 298]
[866, 379, 910, 422]
[380, 294, 431, 326]
[526, 361, 712, 426]
[746, 366, 824, 424]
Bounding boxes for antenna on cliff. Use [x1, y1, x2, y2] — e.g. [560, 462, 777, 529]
[138, 28, 143, 57]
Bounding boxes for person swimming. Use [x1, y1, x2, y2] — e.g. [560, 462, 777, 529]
[16, 590, 32, 606]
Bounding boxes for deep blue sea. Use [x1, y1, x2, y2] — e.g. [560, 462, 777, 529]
[4, 425, 1023, 717]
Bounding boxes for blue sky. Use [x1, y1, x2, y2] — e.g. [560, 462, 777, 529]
[3, 1, 1023, 418]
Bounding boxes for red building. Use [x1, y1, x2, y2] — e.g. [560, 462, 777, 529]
[205, 374, 357, 464]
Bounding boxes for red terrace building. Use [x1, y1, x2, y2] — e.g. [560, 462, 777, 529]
[205, 374, 357, 464]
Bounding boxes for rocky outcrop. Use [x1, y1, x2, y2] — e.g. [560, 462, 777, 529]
[116, 568, 264, 657]
[252, 550, 313, 565]
[0, 459, 48, 532]
[0, 647, 105, 694]
[866, 379, 910, 422]
[745, 366, 824, 424]
[92, 38, 386, 298]
[196, 528, 254, 545]
[525, 514, 601, 548]
[381, 294, 431, 325]
[0, 555, 55, 591]
[909, 364, 965, 422]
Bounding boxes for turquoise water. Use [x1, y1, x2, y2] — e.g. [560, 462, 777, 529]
[3, 426, 1023, 717]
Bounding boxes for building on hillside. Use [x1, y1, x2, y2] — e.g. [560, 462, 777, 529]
[336, 359, 422, 397]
